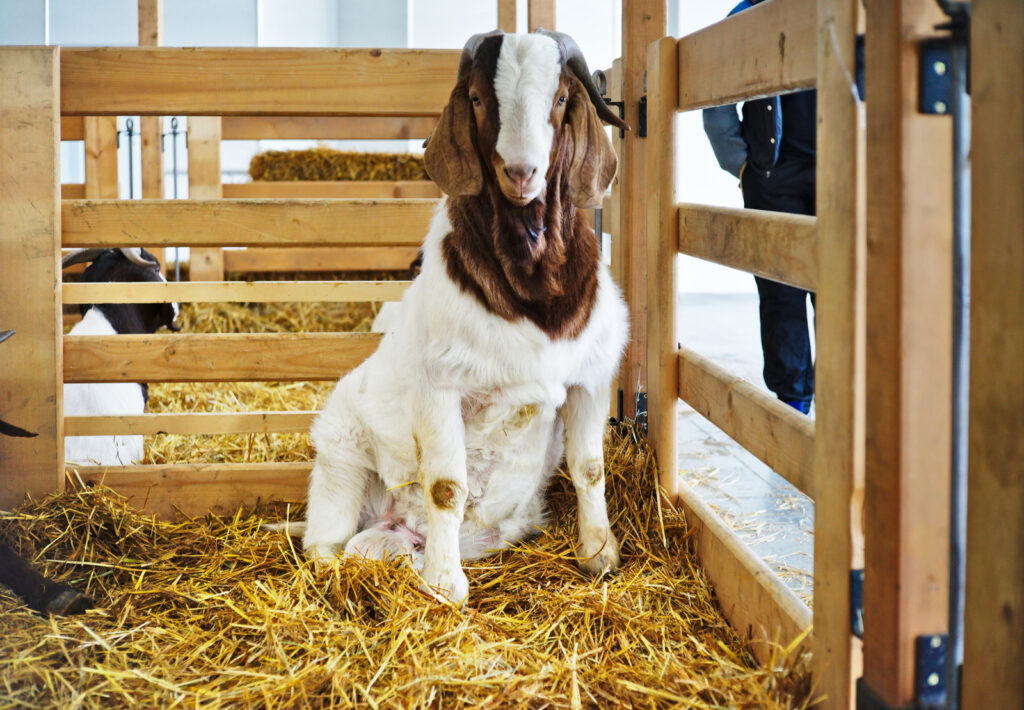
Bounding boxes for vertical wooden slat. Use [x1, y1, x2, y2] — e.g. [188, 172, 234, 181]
[187, 116, 223, 281]
[619, 0, 665, 421]
[84, 116, 118, 198]
[862, 1, 953, 705]
[962, 1, 1024, 708]
[645, 36, 678, 502]
[497, 0, 517, 32]
[814, 1, 866, 708]
[139, 0, 164, 201]
[0, 47, 63, 508]
[527, 0, 555, 31]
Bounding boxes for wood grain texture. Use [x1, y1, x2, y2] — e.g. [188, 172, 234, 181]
[619, 0, 666, 420]
[222, 246, 420, 273]
[674, 485, 813, 667]
[61, 115, 84, 140]
[65, 411, 314, 436]
[68, 463, 311, 519]
[138, 0, 163, 200]
[813, 1, 866, 707]
[862, 2, 953, 705]
[677, 0, 817, 111]
[528, 0, 556, 31]
[222, 181, 440, 199]
[497, 0, 517, 32]
[645, 37, 680, 502]
[62, 199, 436, 248]
[84, 116, 118, 199]
[187, 116, 223, 280]
[221, 116, 439, 141]
[963, 2, 1024, 708]
[0, 47, 63, 508]
[63, 280, 410, 304]
[678, 204, 818, 291]
[64, 332, 381, 383]
[678, 347, 816, 501]
[61, 183, 85, 199]
[60, 48, 459, 116]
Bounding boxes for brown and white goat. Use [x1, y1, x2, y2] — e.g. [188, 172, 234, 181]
[302, 30, 630, 605]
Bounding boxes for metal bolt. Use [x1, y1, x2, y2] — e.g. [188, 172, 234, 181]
[931, 635, 942, 648]
[928, 673, 940, 687]
[933, 60, 947, 76]
[934, 101, 947, 114]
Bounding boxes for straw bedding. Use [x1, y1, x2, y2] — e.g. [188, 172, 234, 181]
[3, 297, 814, 708]
[249, 148, 429, 182]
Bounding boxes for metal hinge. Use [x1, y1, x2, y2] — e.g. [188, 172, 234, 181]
[919, 5, 970, 115]
[851, 568, 864, 638]
[638, 96, 647, 137]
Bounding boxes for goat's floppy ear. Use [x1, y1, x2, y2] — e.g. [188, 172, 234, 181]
[424, 81, 482, 197]
[565, 83, 618, 209]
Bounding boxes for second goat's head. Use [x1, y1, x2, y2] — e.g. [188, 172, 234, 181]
[425, 30, 629, 210]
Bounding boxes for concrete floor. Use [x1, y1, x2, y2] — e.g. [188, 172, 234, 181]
[675, 292, 815, 606]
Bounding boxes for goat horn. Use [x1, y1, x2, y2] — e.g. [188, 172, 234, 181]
[535, 28, 631, 132]
[61, 248, 110, 269]
[118, 247, 160, 268]
[0, 330, 14, 345]
[457, 29, 504, 82]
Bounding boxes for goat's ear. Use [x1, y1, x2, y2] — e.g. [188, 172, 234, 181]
[424, 81, 482, 197]
[565, 83, 618, 209]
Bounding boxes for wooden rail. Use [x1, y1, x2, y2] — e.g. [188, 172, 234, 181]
[221, 116, 439, 140]
[64, 333, 381, 383]
[62, 280, 410, 304]
[60, 48, 459, 116]
[61, 199, 436, 248]
[678, 205, 818, 291]
[678, 347, 816, 500]
[223, 181, 440, 199]
[222, 247, 420, 273]
[676, 0, 817, 111]
[65, 411, 315, 436]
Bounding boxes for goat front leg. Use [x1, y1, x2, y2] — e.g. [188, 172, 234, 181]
[415, 388, 470, 606]
[303, 457, 369, 564]
[562, 383, 620, 576]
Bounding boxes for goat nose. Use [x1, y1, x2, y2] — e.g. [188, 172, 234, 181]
[504, 163, 537, 185]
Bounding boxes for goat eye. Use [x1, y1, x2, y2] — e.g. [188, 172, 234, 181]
[470, 95, 481, 105]
[388, 522, 399, 531]
[558, 96, 567, 105]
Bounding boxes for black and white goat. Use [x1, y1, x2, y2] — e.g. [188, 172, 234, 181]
[301, 30, 630, 605]
[0, 330, 92, 615]
[62, 248, 179, 466]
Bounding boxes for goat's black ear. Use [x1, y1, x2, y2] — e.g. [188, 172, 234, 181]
[159, 303, 181, 332]
[565, 80, 618, 209]
[424, 81, 482, 197]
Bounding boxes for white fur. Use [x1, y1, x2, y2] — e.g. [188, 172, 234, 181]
[492, 34, 561, 203]
[304, 201, 629, 603]
[64, 308, 146, 466]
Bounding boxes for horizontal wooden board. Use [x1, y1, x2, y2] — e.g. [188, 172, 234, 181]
[678, 204, 817, 291]
[68, 462, 312, 518]
[60, 48, 459, 116]
[673, 484, 812, 666]
[63, 280, 410, 304]
[64, 332, 381, 382]
[223, 181, 440, 199]
[62, 199, 437, 248]
[65, 411, 315, 436]
[678, 345, 815, 500]
[222, 246, 420, 273]
[61, 115, 84, 140]
[221, 116, 439, 140]
[61, 183, 85, 199]
[677, 0, 816, 110]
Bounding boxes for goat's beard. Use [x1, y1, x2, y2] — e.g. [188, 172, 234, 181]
[492, 192, 548, 265]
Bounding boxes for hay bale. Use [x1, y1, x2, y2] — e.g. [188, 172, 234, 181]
[249, 147, 429, 182]
[0, 432, 814, 708]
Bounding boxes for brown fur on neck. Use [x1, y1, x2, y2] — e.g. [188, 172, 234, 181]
[442, 154, 600, 341]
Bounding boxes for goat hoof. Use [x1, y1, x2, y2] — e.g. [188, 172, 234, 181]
[45, 587, 93, 615]
[578, 530, 621, 577]
[304, 543, 340, 566]
[420, 565, 469, 609]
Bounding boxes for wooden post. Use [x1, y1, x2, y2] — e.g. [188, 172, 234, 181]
[963, 1, 1024, 707]
[527, 0, 555, 31]
[645, 36, 678, 502]
[139, 0, 164, 201]
[187, 117, 223, 281]
[83, 116, 118, 198]
[861, 1, 953, 705]
[0, 47, 63, 508]
[813, 0, 866, 708]
[497, 0, 517, 32]
[619, 0, 665, 421]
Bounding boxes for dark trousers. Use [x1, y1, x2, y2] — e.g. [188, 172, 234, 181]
[741, 157, 816, 404]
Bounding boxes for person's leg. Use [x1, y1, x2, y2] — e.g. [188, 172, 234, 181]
[743, 160, 815, 410]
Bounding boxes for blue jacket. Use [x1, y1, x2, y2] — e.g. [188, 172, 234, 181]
[702, 0, 784, 179]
